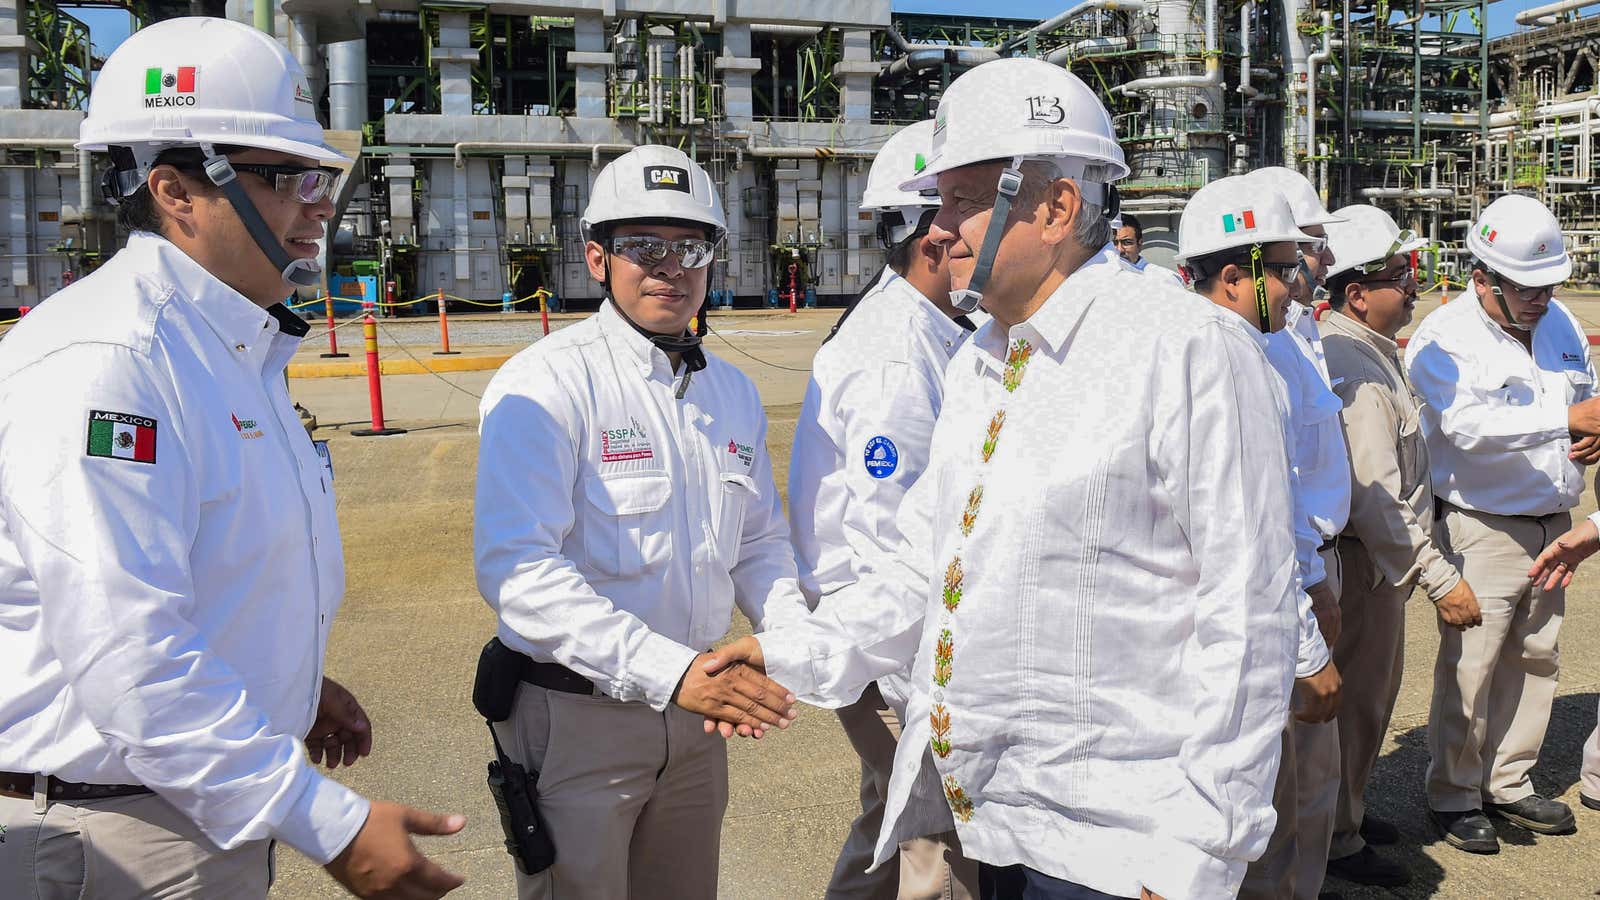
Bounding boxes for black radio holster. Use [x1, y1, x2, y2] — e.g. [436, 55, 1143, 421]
[474, 638, 557, 875]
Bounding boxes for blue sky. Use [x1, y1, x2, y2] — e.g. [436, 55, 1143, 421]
[68, 1, 1541, 60]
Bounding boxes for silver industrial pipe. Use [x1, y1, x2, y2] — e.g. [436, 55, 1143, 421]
[1113, 0, 1220, 94]
[1515, 0, 1600, 24]
[1000, 0, 1150, 54]
[327, 39, 368, 133]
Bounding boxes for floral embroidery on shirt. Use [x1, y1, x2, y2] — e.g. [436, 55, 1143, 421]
[981, 410, 1006, 462]
[943, 775, 975, 822]
[930, 704, 953, 758]
[942, 557, 964, 611]
[933, 628, 954, 686]
[1003, 338, 1034, 393]
[960, 486, 983, 536]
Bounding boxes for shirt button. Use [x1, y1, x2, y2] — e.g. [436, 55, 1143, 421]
[235, 343, 247, 352]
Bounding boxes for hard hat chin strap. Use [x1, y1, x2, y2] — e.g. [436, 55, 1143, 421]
[199, 144, 321, 289]
[949, 155, 1024, 314]
[1249, 245, 1272, 333]
[1487, 273, 1533, 332]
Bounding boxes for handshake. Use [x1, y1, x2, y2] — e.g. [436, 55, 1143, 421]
[672, 636, 798, 739]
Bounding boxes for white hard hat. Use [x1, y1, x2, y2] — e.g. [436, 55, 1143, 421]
[862, 120, 939, 211]
[1323, 205, 1428, 280]
[899, 58, 1129, 194]
[1175, 175, 1316, 264]
[582, 145, 726, 243]
[862, 120, 939, 247]
[1465, 194, 1571, 287]
[1245, 167, 1344, 228]
[77, 17, 348, 175]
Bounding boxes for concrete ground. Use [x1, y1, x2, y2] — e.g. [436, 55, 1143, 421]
[272, 292, 1600, 899]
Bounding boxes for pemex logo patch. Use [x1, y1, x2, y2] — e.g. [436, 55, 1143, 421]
[86, 410, 157, 464]
[144, 66, 198, 108]
[643, 165, 691, 193]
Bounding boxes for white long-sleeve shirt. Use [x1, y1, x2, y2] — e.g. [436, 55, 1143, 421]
[1406, 292, 1596, 517]
[1131, 255, 1187, 289]
[0, 233, 367, 864]
[474, 300, 808, 710]
[758, 260, 1299, 900]
[1286, 301, 1352, 543]
[786, 268, 972, 715]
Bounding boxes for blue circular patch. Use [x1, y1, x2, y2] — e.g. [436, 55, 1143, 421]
[863, 436, 899, 479]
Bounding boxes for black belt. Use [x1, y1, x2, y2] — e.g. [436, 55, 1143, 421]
[521, 660, 601, 696]
[0, 772, 152, 801]
[1318, 536, 1341, 553]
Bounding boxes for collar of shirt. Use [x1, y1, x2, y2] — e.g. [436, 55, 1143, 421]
[1322, 308, 1399, 363]
[968, 253, 1114, 377]
[597, 298, 679, 381]
[128, 232, 311, 372]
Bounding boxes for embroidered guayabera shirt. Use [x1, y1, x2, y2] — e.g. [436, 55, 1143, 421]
[475, 300, 808, 710]
[1406, 292, 1597, 518]
[786, 267, 972, 716]
[0, 233, 367, 863]
[758, 260, 1300, 899]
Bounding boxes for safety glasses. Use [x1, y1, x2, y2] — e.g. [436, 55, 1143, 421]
[230, 163, 341, 204]
[609, 235, 718, 270]
[1261, 260, 1303, 284]
[1357, 266, 1418, 288]
[1492, 273, 1555, 301]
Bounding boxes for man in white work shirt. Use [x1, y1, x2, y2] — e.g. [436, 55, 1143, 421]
[0, 19, 464, 900]
[1234, 166, 1350, 900]
[788, 120, 979, 900]
[1317, 205, 1480, 888]
[1407, 194, 1600, 852]
[1112, 213, 1184, 288]
[474, 145, 802, 899]
[1174, 178, 1342, 900]
[707, 59, 1300, 900]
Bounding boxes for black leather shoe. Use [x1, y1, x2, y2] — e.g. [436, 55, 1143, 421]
[1326, 845, 1411, 887]
[1359, 815, 1400, 846]
[1318, 893, 1343, 900]
[1581, 793, 1600, 812]
[1485, 795, 1576, 834]
[1429, 808, 1500, 854]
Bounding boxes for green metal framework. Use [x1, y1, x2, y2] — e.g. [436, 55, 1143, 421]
[26, 2, 93, 110]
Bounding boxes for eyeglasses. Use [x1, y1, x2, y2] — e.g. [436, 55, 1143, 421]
[229, 163, 341, 204]
[1357, 267, 1418, 288]
[1299, 236, 1329, 255]
[1260, 260, 1303, 284]
[609, 235, 718, 270]
[1492, 275, 1555, 301]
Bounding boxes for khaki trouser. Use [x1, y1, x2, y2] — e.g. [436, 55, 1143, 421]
[1240, 548, 1342, 900]
[0, 784, 272, 899]
[1329, 538, 1411, 860]
[1427, 504, 1568, 811]
[829, 683, 979, 900]
[1582, 700, 1600, 801]
[492, 682, 728, 900]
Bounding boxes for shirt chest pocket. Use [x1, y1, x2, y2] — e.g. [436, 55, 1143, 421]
[714, 472, 759, 566]
[1563, 368, 1594, 405]
[582, 472, 674, 579]
[1397, 395, 1426, 490]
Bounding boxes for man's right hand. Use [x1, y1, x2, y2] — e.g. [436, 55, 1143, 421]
[1306, 580, 1341, 646]
[324, 801, 466, 899]
[1293, 661, 1341, 724]
[1434, 578, 1483, 630]
[1568, 397, 1600, 437]
[673, 642, 795, 739]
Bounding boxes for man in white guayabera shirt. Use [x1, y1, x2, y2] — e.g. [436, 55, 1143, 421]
[700, 58, 1299, 900]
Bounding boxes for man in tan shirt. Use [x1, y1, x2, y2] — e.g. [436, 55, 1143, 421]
[1318, 205, 1482, 887]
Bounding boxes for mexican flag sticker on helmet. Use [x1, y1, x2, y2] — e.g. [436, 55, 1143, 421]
[1222, 210, 1257, 233]
[144, 66, 197, 108]
[1480, 224, 1498, 245]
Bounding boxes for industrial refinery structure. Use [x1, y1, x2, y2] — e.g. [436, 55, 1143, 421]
[2, 0, 1598, 311]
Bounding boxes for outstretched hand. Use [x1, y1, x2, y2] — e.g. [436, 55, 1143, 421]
[1528, 517, 1600, 591]
[673, 637, 795, 740]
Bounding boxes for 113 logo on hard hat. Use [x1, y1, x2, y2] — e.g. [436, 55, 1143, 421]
[144, 66, 198, 108]
[1025, 96, 1066, 126]
[643, 166, 692, 193]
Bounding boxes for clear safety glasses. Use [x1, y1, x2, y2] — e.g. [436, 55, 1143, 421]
[609, 235, 718, 270]
[230, 163, 341, 204]
[1260, 260, 1303, 284]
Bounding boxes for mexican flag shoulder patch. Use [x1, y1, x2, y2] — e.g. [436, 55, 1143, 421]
[86, 410, 158, 464]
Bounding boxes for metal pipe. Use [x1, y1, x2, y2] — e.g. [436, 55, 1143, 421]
[327, 40, 368, 134]
[1515, 0, 1600, 24]
[746, 146, 879, 159]
[77, 149, 94, 235]
[1114, 0, 1219, 95]
[377, 10, 419, 23]
[253, 0, 273, 36]
[998, 0, 1150, 54]
[1349, 109, 1483, 127]
[882, 47, 999, 80]
[1359, 187, 1454, 199]
[453, 142, 635, 168]
[0, 139, 77, 149]
[749, 24, 822, 38]
[1306, 11, 1332, 159]
[1238, 0, 1259, 99]
[1046, 36, 1130, 63]
[289, 15, 322, 114]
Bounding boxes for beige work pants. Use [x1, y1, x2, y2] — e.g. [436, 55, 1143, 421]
[491, 682, 728, 900]
[0, 786, 272, 899]
[828, 683, 979, 900]
[1582, 700, 1600, 801]
[1427, 504, 1567, 811]
[1329, 538, 1411, 860]
[1240, 546, 1342, 900]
